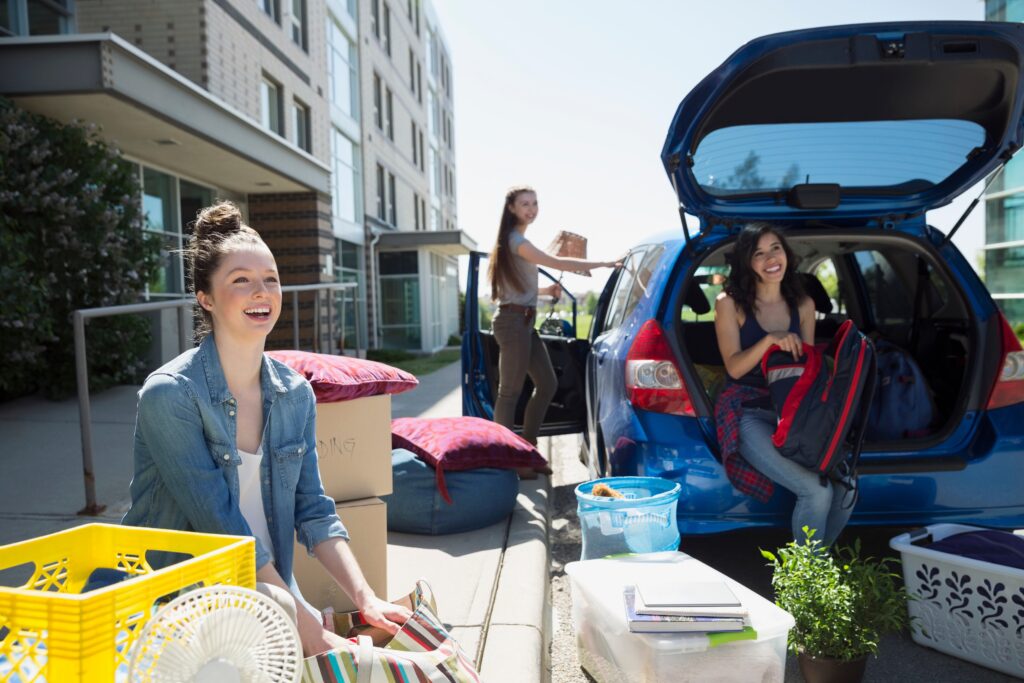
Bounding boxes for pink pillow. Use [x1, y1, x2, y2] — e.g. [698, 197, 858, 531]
[267, 350, 418, 402]
[391, 417, 548, 503]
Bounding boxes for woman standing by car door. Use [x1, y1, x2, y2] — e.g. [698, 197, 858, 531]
[487, 186, 618, 463]
[714, 222, 853, 545]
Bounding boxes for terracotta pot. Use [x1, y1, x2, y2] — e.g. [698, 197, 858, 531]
[797, 652, 868, 683]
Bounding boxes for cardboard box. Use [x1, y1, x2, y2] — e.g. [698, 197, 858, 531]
[292, 497, 388, 613]
[315, 393, 393, 501]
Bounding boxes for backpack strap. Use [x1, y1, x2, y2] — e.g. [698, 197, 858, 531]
[837, 343, 879, 508]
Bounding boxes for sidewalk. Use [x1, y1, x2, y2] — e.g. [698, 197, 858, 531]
[0, 360, 553, 683]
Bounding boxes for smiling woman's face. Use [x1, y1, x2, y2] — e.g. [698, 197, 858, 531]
[197, 244, 282, 341]
[509, 191, 538, 226]
[750, 232, 786, 283]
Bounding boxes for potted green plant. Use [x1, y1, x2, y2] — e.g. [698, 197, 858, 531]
[761, 527, 909, 683]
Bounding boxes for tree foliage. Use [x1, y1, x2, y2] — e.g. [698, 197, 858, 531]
[0, 97, 159, 399]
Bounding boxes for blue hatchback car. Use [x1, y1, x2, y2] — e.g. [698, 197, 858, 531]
[463, 21, 1024, 534]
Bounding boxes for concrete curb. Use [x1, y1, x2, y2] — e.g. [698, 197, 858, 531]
[478, 475, 552, 683]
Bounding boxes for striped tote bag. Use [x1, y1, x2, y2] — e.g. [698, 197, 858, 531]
[302, 580, 481, 683]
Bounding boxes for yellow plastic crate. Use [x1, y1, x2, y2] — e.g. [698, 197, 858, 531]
[0, 523, 255, 682]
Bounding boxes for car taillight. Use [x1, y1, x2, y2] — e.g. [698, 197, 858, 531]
[987, 312, 1024, 410]
[625, 319, 695, 417]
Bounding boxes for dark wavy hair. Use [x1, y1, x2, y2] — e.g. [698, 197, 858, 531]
[723, 222, 804, 319]
[487, 185, 534, 301]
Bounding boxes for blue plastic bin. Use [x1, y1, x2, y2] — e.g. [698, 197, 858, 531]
[574, 477, 681, 560]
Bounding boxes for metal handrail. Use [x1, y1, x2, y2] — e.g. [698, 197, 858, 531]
[73, 282, 358, 515]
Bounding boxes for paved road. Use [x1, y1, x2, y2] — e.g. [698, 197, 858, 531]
[546, 435, 1018, 683]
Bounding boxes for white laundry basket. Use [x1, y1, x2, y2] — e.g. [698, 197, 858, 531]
[890, 524, 1024, 679]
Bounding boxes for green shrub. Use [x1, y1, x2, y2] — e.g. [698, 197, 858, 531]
[367, 348, 415, 364]
[446, 333, 462, 346]
[0, 97, 158, 399]
[1014, 321, 1024, 347]
[761, 527, 909, 661]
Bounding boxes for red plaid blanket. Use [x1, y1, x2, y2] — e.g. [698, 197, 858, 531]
[715, 382, 775, 503]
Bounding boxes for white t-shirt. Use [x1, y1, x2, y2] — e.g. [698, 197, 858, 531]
[237, 446, 275, 563]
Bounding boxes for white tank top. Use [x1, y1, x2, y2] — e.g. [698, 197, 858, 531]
[237, 446, 274, 563]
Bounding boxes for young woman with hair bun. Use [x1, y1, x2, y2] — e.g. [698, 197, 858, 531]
[487, 186, 619, 468]
[122, 201, 410, 656]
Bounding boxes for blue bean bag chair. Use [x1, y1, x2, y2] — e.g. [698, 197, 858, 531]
[382, 448, 519, 535]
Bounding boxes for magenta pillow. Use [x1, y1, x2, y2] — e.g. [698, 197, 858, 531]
[391, 417, 548, 503]
[267, 350, 418, 402]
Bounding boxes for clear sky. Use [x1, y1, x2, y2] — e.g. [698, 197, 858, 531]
[431, 0, 989, 295]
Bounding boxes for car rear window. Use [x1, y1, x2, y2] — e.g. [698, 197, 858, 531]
[692, 119, 985, 196]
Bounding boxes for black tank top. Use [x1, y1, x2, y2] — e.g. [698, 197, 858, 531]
[729, 305, 801, 388]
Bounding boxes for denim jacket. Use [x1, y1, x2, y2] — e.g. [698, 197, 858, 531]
[122, 334, 347, 584]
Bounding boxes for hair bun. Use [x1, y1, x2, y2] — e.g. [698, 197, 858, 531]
[194, 201, 242, 239]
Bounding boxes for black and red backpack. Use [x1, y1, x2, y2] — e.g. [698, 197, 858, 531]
[760, 320, 877, 479]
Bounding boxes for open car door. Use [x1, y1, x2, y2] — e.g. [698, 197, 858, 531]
[461, 251, 587, 437]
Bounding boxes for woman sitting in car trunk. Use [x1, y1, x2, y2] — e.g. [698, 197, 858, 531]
[713, 222, 852, 545]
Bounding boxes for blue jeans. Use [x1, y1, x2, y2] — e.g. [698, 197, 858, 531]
[738, 408, 853, 545]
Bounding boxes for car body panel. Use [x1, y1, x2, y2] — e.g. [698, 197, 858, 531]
[661, 22, 1024, 222]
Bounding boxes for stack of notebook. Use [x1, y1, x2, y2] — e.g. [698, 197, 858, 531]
[623, 580, 751, 634]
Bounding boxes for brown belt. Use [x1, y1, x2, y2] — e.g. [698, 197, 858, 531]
[498, 303, 536, 318]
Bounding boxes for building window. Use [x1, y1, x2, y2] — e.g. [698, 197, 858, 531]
[406, 0, 412, 20]
[370, 0, 379, 38]
[411, 122, 418, 167]
[292, 99, 311, 151]
[408, 47, 416, 93]
[328, 18, 358, 118]
[418, 130, 425, 172]
[289, 0, 307, 50]
[382, 2, 392, 56]
[416, 63, 423, 105]
[140, 168, 216, 299]
[427, 29, 437, 76]
[334, 239, 364, 350]
[413, 192, 421, 231]
[420, 197, 427, 230]
[385, 86, 394, 140]
[260, 0, 280, 23]
[376, 163, 386, 221]
[430, 206, 440, 232]
[1, 0, 74, 36]
[427, 90, 437, 137]
[429, 147, 439, 196]
[388, 172, 397, 225]
[415, 1, 420, 36]
[331, 128, 359, 224]
[373, 73, 383, 129]
[260, 75, 284, 136]
[379, 251, 420, 349]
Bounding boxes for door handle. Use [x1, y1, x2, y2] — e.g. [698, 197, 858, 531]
[596, 350, 608, 365]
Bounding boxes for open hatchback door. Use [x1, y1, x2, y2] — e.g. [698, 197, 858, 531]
[661, 21, 1024, 225]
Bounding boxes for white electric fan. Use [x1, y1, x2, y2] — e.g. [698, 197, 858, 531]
[127, 585, 303, 683]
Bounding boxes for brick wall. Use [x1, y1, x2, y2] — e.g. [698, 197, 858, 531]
[77, 0, 206, 85]
[249, 191, 336, 351]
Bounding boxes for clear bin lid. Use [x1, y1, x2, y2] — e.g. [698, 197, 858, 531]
[565, 551, 794, 652]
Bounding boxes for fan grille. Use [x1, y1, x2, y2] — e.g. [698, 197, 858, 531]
[128, 585, 302, 683]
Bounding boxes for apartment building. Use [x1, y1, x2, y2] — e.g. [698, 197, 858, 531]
[359, 0, 470, 351]
[1, 0, 466, 356]
[985, 0, 1024, 324]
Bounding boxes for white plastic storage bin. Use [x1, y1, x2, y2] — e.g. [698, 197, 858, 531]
[565, 552, 793, 683]
[890, 524, 1024, 679]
